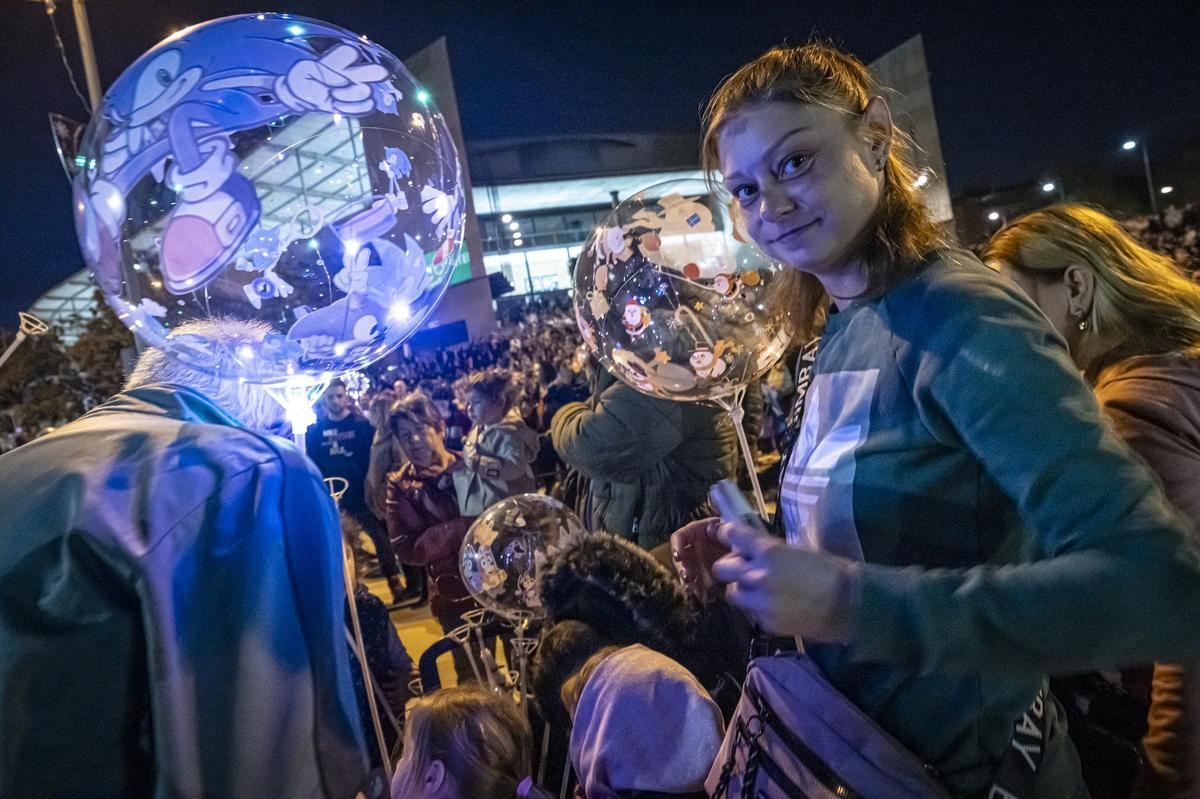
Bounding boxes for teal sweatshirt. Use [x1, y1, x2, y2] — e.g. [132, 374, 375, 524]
[780, 250, 1200, 797]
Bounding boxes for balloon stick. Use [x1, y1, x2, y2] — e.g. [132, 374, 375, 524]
[714, 385, 769, 521]
[333, 477, 392, 784]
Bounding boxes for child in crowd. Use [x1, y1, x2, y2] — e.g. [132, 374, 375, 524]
[390, 685, 549, 799]
[561, 645, 724, 799]
[452, 368, 539, 516]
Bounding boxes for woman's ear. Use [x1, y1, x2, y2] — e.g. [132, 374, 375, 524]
[423, 760, 448, 795]
[860, 96, 894, 171]
[1063, 263, 1096, 318]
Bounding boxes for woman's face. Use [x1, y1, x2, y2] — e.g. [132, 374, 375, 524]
[393, 418, 444, 468]
[717, 100, 886, 287]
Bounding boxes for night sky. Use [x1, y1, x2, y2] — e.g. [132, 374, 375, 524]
[2, 0, 1198, 324]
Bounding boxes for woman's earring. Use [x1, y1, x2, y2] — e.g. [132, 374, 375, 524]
[1077, 318, 1090, 332]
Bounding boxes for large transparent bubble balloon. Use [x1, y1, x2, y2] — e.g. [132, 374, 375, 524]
[459, 494, 585, 622]
[574, 178, 793, 402]
[71, 13, 465, 382]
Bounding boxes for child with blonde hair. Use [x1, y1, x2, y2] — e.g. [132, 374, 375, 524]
[390, 685, 549, 799]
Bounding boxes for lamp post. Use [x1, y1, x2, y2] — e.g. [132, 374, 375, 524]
[1122, 139, 1159, 216]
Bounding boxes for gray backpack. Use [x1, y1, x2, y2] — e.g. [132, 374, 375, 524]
[706, 655, 953, 799]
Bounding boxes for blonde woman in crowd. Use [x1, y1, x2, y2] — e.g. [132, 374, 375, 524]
[987, 204, 1200, 798]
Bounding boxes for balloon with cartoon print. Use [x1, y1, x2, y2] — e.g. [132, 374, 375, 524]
[574, 178, 792, 401]
[70, 13, 464, 382]
[459, 493, 585, 622]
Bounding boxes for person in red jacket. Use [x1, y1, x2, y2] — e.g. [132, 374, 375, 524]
[384, 391, 499, 683]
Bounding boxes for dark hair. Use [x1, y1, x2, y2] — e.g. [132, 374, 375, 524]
[326, 377, 347, 392]
[530, 620, 609, 730]
[540, 533, 694, 661]
[700, 42, 945, 339]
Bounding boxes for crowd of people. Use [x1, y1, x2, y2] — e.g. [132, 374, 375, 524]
[1125, 203, 1200, 279]
[3, 40, 1200, 799]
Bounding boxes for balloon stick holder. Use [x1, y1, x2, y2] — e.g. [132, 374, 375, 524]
[0, 312, 49, 373]
[462, 608, 502, 692]
[266, 376, 327, 455]
[714, 384, 769, 522]
[329, 475, 393, 785]
[507, 609, 537, 714]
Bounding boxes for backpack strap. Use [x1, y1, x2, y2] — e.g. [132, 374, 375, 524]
[771, 335, 821, 538]
[988, 686, 1051, 799]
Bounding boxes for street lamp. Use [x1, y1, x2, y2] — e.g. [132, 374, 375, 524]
[1161, 186, 1174, 195]
[1121, 139, 1159, 216]
[1041, 181, 1066, 202]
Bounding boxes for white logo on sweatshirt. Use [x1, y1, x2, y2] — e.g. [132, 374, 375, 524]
[780, 369, 878, 560]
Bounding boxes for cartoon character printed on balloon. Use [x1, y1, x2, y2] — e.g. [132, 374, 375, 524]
[74, 20, 407, 298]
[575, 304, 598, 350]
[378, 147, 412, 209]
[587, 289, 611, 319]
[236, 206, 327, 309]
[690, 341, 729, 379]
[627, 194, 715, 268]
[628, 194, 714, 237]
[622, 300, 651, 339]
[591, 227, 632, 265]
[422, 178, 464, 269]
[474, 517, 500, 547]
[473, 547, 508, 595]
[711, 273, 743, 299]
[502, 536, 541, 608]
[286, 233, 432, 360]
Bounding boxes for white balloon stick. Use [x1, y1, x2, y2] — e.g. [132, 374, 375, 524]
[0, 313, 49, 373]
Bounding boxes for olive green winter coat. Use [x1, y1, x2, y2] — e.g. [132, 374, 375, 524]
[551, 372, 737, 549]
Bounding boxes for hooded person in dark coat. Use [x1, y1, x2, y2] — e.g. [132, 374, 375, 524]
[551, 368, 737, 549]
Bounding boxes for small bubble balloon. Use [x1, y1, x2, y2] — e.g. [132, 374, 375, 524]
[71, 14, 465, 382]
[459, 494, 585, 622]
[573, 178, 793, 401]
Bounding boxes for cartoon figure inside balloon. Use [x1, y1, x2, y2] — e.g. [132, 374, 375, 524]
[711, 273, 743, 299]
[472, 519, 500, 547]
[73, 16, 463, 368]
[518, 572, 542, 609]
[379, 147, 412, 206]
[78, 21, 398, 294]
[473, 546, 508, 595]
[690, 342, 729, 379]
[622, 300, 651, 339]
